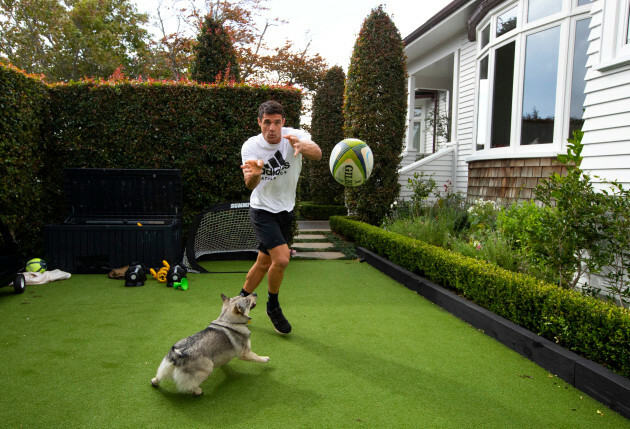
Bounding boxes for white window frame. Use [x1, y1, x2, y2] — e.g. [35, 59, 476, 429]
[599, 0, 630, 70]
[470, 0, 593, 160]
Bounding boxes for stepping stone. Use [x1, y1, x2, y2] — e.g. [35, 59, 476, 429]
[294, 234, 326, 240]
[292, 242, 334, 249]
[294, 251, 345, 260]
[298, 220, 331, 232]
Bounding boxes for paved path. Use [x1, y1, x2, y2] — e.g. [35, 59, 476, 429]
[294, 220, 345, 260]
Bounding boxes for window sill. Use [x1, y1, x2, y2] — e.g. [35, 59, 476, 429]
[596, 53, 630, 72]
[466, 149, 562, 163]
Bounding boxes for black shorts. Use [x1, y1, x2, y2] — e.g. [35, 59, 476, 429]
[249, 208, 294, 255]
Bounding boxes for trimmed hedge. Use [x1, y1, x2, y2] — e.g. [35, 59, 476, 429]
[1, 63, 302, 255]
[43, 80, 302, 230]
[297, 202, 347, 220]
[330, 216, 630, 379]
[0, 64, 50, 256]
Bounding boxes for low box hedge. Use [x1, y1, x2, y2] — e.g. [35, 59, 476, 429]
[330, 216, 630, 379]
[297, 202, 347, 220]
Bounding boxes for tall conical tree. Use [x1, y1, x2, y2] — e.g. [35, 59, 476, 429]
[191, 15, 240, 83]
[310, 66, 346, 205]
[344, 6, 407, 224]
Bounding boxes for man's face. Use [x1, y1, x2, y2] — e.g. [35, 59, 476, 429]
[258, 113, 285, 144]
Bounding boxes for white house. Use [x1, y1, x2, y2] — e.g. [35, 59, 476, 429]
[399, 0, 630, 203]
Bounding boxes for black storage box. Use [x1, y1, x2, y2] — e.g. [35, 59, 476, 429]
[44, 169, 183, 273]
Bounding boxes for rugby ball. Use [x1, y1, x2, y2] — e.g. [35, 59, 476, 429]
[329, 139, 373, 187]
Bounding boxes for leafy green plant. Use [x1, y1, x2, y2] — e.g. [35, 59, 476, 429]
[406, 171, 437, 217]
[467, 198, 501, 234]
[534, 130, 609, 289]
[599, 180, 630, 307]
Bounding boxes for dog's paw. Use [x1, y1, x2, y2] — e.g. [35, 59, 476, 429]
[193, 387, 203, 396]
[151, 377, 159, 387]
[261, 356, 270, 363]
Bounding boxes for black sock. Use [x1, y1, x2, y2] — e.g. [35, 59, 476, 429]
[239, 288, 250, 297]
[267, 292, 279, 310]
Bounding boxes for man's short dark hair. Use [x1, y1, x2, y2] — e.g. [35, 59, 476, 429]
[258, 100, 285, 119]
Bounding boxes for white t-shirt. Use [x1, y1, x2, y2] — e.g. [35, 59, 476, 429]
[241, 127, 310, 213]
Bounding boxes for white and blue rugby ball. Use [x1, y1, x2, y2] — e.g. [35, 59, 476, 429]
[329, 138, 374, 187]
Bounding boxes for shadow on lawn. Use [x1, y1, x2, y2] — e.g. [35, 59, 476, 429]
[149, 356, 325, 421]
[284, 333, 578, 427]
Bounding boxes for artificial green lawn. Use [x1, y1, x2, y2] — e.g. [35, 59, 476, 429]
[0, 260, 628, 428]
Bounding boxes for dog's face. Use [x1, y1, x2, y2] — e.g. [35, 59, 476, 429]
[219, 293, 257, 322]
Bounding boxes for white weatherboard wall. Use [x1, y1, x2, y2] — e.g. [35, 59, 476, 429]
[454, 36, 476, 194]
[398, 144, 457, 202]
[581, 0, 630, 191]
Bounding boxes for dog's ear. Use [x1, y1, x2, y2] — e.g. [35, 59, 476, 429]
[221, 293, 229, 304]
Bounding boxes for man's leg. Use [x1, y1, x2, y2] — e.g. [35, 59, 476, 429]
[266, 244, 290, 294]
[264, 243, 292, 334]
[242, 251, 272, 294]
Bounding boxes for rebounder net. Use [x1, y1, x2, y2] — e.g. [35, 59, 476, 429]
[182, 202, 258, 273]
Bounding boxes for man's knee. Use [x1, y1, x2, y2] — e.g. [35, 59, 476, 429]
[268, 246, 290, 271]
[255, 254, 272, 271]
[270, 256, 289, 271]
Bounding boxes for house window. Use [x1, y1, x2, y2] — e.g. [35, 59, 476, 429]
[481, 25, 490, 48]
[492, 42, 515, 148]
[476, 56, 489, 151]
[497, 7, 517, 37]
[599, 0, 630, 69]
[521, 26, 561, 145]
[527, 0, 562, 23]
[473, 0, 592, 155]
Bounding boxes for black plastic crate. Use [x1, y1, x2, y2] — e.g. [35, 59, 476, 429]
[45, 169, 183, 273]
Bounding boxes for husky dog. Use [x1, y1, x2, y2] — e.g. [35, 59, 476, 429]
[151, 293, 269, 395]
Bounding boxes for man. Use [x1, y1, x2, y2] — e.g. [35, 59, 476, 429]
[240, 100, 322, 334]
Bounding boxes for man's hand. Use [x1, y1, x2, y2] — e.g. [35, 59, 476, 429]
[284, 134, 322, 160]
[241, 159, 264, 190]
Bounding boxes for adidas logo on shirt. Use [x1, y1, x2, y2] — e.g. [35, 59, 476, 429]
[262, 150, 290, 180]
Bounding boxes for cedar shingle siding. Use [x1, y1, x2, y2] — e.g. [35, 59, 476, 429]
[467, 158, 567, 202]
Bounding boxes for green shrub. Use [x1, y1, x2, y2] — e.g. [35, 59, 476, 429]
[43, 81, 302, 230]
[534, 131, 609, 289]
[406, 172, 437, 217]
[331, 215, 630, 379]
[191, 15, 240, 83]
[344, 6, 407, 225]
[309, 66, 345, 205]
[297, 202, 346, 220]
[0, 64, 50, 256]
[1, 63, 302, 254]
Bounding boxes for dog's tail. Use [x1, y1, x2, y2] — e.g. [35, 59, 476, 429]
[167, 346, 188, 365]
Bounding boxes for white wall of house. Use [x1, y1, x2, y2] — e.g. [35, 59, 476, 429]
[581, 0, 630, 191]
[398, 144, 458, 202]
[454, 37, 476, 194]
